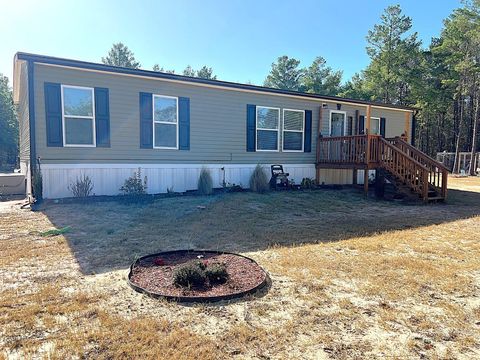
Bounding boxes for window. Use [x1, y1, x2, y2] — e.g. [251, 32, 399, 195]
[283, 109, 304, 151]
[62, 85, 95, 146]
[256, 106, 280, 151]
[153, 95, 178, 149]
[370, 117, 380, 135]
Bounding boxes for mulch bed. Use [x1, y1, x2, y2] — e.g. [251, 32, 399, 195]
[129, 250, 268, 302]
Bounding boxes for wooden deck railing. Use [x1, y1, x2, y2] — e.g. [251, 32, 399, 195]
[386, 137, 448, 199]
[317, 135, 380, 165]
[316, 134, 448, 201]
[378, 138, 429, 201]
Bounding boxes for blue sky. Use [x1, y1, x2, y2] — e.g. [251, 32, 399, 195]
[0, 0, 461, 86]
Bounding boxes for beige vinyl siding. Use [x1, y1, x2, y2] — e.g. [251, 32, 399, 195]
[33, 63, 412, 165]
[18, 61, 30, 162]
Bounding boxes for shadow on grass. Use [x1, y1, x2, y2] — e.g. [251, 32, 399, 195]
[40, 186, 480, 275]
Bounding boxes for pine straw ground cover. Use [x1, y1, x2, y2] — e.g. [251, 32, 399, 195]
[1, 176, 480, 359]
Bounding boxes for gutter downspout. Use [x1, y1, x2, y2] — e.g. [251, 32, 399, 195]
[27, 60, 36, 203]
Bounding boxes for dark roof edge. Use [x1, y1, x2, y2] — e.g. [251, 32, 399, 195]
[15, 52, 415, 111]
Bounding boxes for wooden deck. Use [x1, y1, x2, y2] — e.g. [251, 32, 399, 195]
[316, 135, 449, 202]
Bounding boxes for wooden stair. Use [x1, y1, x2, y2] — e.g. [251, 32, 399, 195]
[316, 135, 448, 202]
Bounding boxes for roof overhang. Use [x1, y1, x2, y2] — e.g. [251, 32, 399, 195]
[15, 52, 417, 112]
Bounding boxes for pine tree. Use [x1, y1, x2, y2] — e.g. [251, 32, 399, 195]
[263, 56, 303, 91]
[102, 43, 141, 69]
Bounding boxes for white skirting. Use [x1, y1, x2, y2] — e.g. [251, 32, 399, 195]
[40, 163, 316, 199]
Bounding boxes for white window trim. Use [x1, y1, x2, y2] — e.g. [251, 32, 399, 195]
[61, 84, 96, 147]
[256, 106, 280, 152]
[329, 110, 348, 136]
[369, 117, 381, 135]
[282, 109, 304, 152]
[152, 94, 179, 150]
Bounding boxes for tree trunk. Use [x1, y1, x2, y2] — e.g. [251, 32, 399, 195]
[453, 96, 464, 174]
[469, 95, 479, 175]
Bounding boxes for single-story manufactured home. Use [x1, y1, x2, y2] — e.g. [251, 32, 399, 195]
[13, 52, 447, 201]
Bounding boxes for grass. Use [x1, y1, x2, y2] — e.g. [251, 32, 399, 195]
[1, 176, 480, 359]
[39, 226, 71, 237]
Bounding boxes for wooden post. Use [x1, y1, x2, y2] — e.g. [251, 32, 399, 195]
[366, 105, 372, 135]
[364, 105, 372, 197]
[404, 112, 410, 143]
[353, 169, 358, 185]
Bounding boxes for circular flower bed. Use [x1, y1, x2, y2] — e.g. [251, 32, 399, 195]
[128, 250, 268, 302]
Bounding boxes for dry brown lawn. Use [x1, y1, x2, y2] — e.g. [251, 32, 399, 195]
[1, 176, 480, 359]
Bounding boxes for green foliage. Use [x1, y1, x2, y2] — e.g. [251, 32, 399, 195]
[204, 262, 228, 284]
[301, 177, 316, 190]
[197, 167, 213, 195]
[264, 55, 343, 95]
[173, 260, 229, 287]
[152, 64, 175, 74]
[0, 74, 18, 171]
[195, 66, 217, 80]
[119, 168, 147, 196]
[32, 169, 43, 201]
[68, 174, 94, 198]
[40, 226, 71, 237]
[363, 4, 422, 104]
[173, 261, 207, 287]
[264, 56, 304, 91]
[249, 165, 269, 193]
[182, 65, 217, 79]
[301, 57, 343, 96]
[102, 43, 141, 69]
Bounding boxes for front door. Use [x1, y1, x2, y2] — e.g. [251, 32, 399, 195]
[330, 111, 346, 136]
[329, 111, 347, 161]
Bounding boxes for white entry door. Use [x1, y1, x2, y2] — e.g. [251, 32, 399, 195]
[330, 111, 346, 136]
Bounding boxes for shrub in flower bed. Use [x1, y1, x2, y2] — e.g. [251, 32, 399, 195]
[172, 259, 229, 288]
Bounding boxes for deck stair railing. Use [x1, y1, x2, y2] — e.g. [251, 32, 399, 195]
[385, 137, 448, 200]
[316, 134, 448, 201]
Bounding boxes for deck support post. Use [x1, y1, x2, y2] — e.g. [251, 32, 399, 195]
[352, 169, 358, 185]
[364, 104, 372, 197]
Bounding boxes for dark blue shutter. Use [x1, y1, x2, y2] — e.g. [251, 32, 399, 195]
[139, 92, 153, 148]
[380, 117, 386, 137]
[246, 104, 256, 152]
[44, 82, 63, 147]
[94, 87, 110, 147]
[304, 110, 312, 152]
[178, 97, 190, 150]
[358, 115, 365, 135]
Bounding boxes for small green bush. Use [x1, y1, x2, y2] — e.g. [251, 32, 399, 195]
[68, 174, 94, 198]
[249, 164, 269, 193]
[173, 261, 207, 287]
[119, 168, 152, 204]
[173, 259, 229, 287]
[120, 168, 147, 195]
[301, 177, 316, 189]
[205, 262, 229, 284]
[197, 167, 213, 195]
